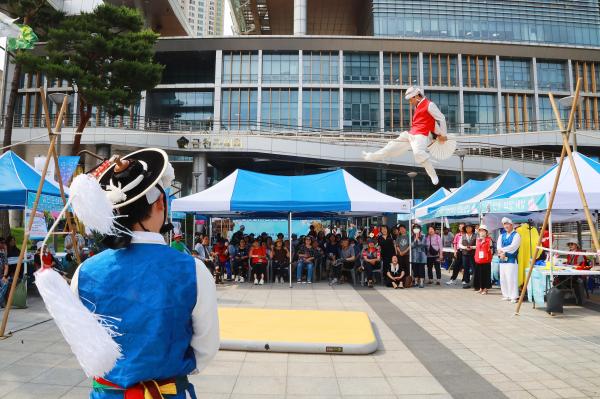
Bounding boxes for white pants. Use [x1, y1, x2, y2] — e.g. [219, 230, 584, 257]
[499, 262, 519, 300]
[364, 132, 438, 183]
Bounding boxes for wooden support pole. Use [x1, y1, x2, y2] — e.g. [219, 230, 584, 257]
[514, 78, 583, 315]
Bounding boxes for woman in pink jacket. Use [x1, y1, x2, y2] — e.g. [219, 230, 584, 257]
[425, 226, 444, 285]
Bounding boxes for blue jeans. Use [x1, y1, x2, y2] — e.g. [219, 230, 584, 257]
[296, 260, 314, 282]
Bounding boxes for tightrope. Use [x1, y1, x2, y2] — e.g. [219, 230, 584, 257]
[0, 133, 50, 151]
[536, 246, 600, 257]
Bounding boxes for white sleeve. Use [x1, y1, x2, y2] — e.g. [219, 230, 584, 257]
[70, 265, 81, 294]
[503, 232, 521, 254]
[190, 258, 220, 374]
[428, 102, 447, 136]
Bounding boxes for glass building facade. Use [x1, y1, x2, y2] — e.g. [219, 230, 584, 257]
[372, 0, 600, 47]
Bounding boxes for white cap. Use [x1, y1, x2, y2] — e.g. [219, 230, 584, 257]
[501, 217, 513, 225]
[36, 241, 44, 250]
[405, 86, 423, 100]
[478, 225, 489, 232]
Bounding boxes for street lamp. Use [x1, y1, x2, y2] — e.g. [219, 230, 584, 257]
[407, 171, 417, 274]
[48, 93, 73, 157]
[407, 171, 417, 203]
[455, 148, 468, 186]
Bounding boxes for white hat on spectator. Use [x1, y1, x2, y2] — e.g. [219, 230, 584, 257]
[405, 86, 424, 100]
[501, 217, 513, 225]
[478, 225, 489, 232]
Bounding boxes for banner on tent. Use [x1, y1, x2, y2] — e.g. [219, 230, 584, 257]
[481, 194, 547, 214]
[172, 211, 187, 220]
[24, 208, 47, 239]
[434, 202, 480, 218]
[58, 156, 80, 186]
[26, 192, 65, 212]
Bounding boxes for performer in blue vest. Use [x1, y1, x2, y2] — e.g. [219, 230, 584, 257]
[496, 217, 521, 303]
[71, 148, 219, 398]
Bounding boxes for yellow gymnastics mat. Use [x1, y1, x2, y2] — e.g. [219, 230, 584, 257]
[218, 307, 378, 355]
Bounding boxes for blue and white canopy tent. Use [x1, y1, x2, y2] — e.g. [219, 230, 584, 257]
[0, 150, 66, 210]
[407, 187, 451, 221]
[430, 169, 531, 221]
[481, 152, 600, 224]
[172, 169, 410, 287]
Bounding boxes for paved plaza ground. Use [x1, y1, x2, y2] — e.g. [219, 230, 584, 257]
[2, 271, 600, 399]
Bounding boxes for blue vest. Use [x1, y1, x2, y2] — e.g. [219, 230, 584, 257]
[500, 231, 519, 263]
[78, 243, 197, 391]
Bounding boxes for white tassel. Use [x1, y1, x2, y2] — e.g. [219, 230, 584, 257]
[70, 174, 117, 235]
[35, 268, 122, 377]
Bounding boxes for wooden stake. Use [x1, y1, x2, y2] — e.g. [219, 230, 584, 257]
[514, 78, 583, 315]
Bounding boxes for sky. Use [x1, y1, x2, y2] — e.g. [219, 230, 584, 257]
[223, 0, 234, 35]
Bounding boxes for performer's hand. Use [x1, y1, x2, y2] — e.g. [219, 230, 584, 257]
[437, 135, 448, 143]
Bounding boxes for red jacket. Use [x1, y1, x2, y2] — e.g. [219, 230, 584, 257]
[475, 236, 493, 264]
[410, 98, 436, 136]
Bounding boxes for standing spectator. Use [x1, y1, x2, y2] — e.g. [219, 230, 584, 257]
[296, 237, 316, 284]
[425, 226, 443, 285]
[474, 225, 493, 294]
[447, 223, 465, 285]
[324, 234, 340, 283]
[442, 227, 454, 269]
[395, 225, 410, 281]
[386, 255, 405, 289]
[170, 233, 190, 254]
[497, 218, 521, 303]
[64, 225, 85, 262]
[233, 239, 250, 282]
[411, 224, 427, 288]
[391, 226, 399, 240]
[0, 238, 8, 306]
[378, 226, 396, 275]
[1, 236, 22, 307]
[335, 238, 356, 285]
[308, 225, 317, 238]
[271, 239, 290, 283]
[459, 224, 476, 289]
[231, 225, 245, 246]
[348, 223, 357, 240]
[311, 239, 324, 280]
[362, 239, 381, 288]
[249, 239, 268, 285]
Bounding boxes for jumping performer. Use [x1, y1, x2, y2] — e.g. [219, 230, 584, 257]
[363, 86, 448, 185]
[70, 148, 220, 398]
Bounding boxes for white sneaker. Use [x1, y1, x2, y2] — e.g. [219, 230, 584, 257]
[254, 278, 258, 285]
[297, 279, 302, 283]
[259, 279, 264, 285]
[239, 276, 244, 283]
[445, 280, 455, 285]
[331, 278, 338, 285]
[511, 299, 518, 303]
[501, 297, 510, 301]
[461, 281, 467, 285]
[307, 281, 312, 284]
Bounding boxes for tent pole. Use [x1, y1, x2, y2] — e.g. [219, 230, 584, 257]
[515, 79, 581, 315]
[289, 212, 292, 289]
[549, 211, 553, 280]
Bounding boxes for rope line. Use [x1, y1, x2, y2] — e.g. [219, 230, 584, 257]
[0, 133, 49, 151]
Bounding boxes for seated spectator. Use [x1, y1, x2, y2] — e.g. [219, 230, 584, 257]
[271, 239, 290, 283]
[566, 241, 588, 267]
[170, 233, 190, 254]
[362, 239, 381, 288]
[296, 236, 316, 284]
[249, 239, 268, 285]
[232, 239, 249, 282]
[213, 239, 231, 281]
[324, 234, 340, 283]
[312, 239, 324, 280]
[386, 255, 405, 289]
[195, 236, 218, 281]
[334, 238, 356, 285]
[64, 224, 85, 262]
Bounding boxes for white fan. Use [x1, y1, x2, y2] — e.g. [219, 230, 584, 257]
[428, 135, 457, 160]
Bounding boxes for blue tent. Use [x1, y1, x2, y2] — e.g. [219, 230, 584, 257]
[0, 151, 65, 210]
[411, 187, 451, 217]
[171, 169, 410, 217]
[419, 169, 530, 221]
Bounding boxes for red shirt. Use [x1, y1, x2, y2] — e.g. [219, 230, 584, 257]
[410, 98, 436, 136]
[250, 246, 267, 265]
[41, 253, 54, 269]
[213, 243, 228, 263]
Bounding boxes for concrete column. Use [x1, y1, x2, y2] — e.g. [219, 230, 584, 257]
[457, 54, 464, 134]
[96, 144, 112, 160]
[214, 50, 223, 133]
[496, 55, 503, 134]
[293, 0, 307, 36]
[418, 52, 424, 88]
[298, 50, 303, 130]
[192, 152, 208, 193]
[532, 57, 540, 132]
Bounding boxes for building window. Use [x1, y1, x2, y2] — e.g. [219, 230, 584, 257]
[262, 52, 299, 83]
[222, 51, 258, 83]
[538, 95, 569, 131]
[147, 90, 214, 130]
[221, 89, 258, 130]
[427, 91, 459, 131]
[502, 93, 534, 133]
[383, 52, 419, 86]
[261, 88, 298, 130]
[302, 89, 340, 130]
[463, 93, 497, 134]
[423, 54, 458, 87]
[462, 55, 496, 88]
[537, 61, 568, 92]
[343, 52, 379, 84]
[573, 61, 600, 93]
[500, 59, 532, 89]
[303, 51, 339, 84]
[384, 90, 411, 131]
[156, 51, 215, 84]
[343, 90, 379, 132]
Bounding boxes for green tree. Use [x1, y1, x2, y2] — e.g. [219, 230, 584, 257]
[18, 4, 163, 155]
[0, 0, 63, 239]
